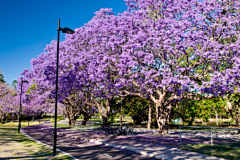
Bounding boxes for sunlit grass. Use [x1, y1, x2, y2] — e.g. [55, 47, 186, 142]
[76, 117, 133, 123]
[54, 123, 101, 129]
[50, 116, 65, 122]
[0, 122, 74, 160]
[0, 121, 45, 128]
[55, 117, 134, 132]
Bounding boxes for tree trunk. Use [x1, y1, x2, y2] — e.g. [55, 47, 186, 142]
[236, 105, 240, 134]
[62, 97, 82, 127]
[156, 103, 174, 135]
[147, 100, 152, 130]
[93, 98, 111, 128]
[64, 106, 80, 127]
[81, 114, 90, 125]
[69, 116, 76, 126]
[149, 91, 172, 136]
[82, 119, 87, 125]
[151, 115, 158, 128]
[120, 102, 123, 128]
[0, 112, 5, 122]
[101, 99, 111, 127]
[102, 115, 109, 128]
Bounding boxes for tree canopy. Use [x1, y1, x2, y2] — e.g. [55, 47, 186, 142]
[17, 0, 240, 134]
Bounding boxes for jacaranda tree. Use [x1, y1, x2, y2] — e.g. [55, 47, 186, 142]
[18, 0, 240, 135]
[0, 82, 18, 122]
[114, 0, 240, 134]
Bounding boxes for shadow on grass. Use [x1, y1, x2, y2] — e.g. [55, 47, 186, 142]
[180, 142, 240, 160]
[0, 128, 38, 143]
[0, 149, 68, 160]
[0, 126, 71, 160]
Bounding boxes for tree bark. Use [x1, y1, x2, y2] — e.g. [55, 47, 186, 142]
[81, 114, 90, 125]
[150, 89, 173, 135]
[92, 98, 111, 128]
[147, 100, 152, 130]
[237, 108, 240, 134]
[102, 115, 109, 128]
[223, 96, 240, 133]
[156, 103, 173, 135]
[120, 102, 123, 128]
[104, 98, 111, 127]
[124, 88, 178, 135]
[65, 107, 80, 126]
[82, 116, 87, 125]
[237, 105, 240, 134]
[0, 112, 5, 122]
[69, 116, 76, 126]
[62, 95, 82, 127]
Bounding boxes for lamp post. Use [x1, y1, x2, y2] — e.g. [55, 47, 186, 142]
[18, 77, 28, 133]
[53, 19, 74, 156]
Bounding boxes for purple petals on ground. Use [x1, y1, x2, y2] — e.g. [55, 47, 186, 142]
[39, 125, 216, 147]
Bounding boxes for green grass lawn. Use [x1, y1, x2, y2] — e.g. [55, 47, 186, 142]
[76, 118, 102, 123]
[55, 117, 134, 130]
[0, 122, 74, 160]
[0, 120, 45, 128]
[76, 117, 133, 122]
[180, 142, 240, 160]
[55, 123, 102, 129]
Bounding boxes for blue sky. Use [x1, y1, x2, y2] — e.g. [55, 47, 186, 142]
[0, 0, 127, 84]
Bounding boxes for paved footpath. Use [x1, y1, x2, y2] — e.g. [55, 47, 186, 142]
[22, 124, 155, 160]
[22, 123, 225, 160]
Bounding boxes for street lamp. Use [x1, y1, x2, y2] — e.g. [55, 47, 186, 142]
[18, 77, 28, 133]
[53, 19, 74, 156]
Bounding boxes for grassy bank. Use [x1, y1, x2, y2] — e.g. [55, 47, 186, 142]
[0, 122, 73, 160]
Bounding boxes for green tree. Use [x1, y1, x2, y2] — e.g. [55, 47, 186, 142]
[197, 97, 226, 124]
[174, 98, 199, 126]
[121, 95, 149, 125]
[0, 69, 5, 83]
[12, 80, 17, 89]
[174, 97, 226, 126]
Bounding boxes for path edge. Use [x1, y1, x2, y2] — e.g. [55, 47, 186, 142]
[42, 127, 171, 160]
